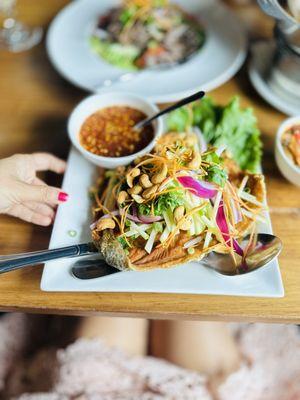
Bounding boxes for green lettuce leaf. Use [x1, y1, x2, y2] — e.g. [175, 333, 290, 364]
[166, 96, 262, 172]
[213, 98, 262, 172]
[166, 107, 191, 132]
[89, 36, 139, 70]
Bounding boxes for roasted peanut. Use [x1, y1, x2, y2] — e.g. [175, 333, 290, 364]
[131, 194, 144, 203]
[126, 168, 141, 188]
[142, 184, 158, 199]
[187, 152, 201, 170]
[128, 185, 143, 195]
[151, 163, 168, 184]
[174, 206, 185, 222]
[139, 174, 152, 188]
[117, 191, 128, 204]
[96, 218, 115, 231]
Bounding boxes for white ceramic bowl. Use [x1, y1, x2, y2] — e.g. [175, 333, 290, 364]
[68, 92, 163, 169]
[275, 116, 300, 187]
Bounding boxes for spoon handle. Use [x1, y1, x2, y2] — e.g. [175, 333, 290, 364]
[135, 90, 205, 129]
[0, 243, 97, 274]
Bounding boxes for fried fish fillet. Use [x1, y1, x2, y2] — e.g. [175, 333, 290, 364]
[93, 228, 224, 271]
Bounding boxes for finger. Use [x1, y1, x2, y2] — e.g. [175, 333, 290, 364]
[32, 177, 46, 186]
[31, 179, 60, 208]
[20, 183, 69, 205]
[30, 177, 63, 208]
[8, 204, 52, 226]
[24, 202, 55, 219]
[31, 153, 66, 174]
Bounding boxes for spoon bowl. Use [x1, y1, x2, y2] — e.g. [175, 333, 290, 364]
[71, 256, 118, 280]
[201, 233, 283, 276]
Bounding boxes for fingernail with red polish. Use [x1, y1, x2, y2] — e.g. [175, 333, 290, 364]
[58, 192, 69, 202]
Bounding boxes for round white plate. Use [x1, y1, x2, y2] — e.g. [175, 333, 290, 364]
[249, 41, 300, 116]
[46, 0, 247, 102]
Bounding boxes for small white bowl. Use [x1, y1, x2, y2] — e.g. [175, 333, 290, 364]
[275, 116, 300, 187]
[68, 92, 163, 169]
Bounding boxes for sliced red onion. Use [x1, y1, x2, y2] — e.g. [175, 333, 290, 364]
[183, 236, 202, 249]
[178, 176, 218, 199]
[126, 213, 143, 223]
[193, 126, 207, 152]
[121, 204, 143, 222]
[132, 204, 138, 218]
[124, 212, 161, 224]
[128, 204, 162, 224]
[90, 210, 120, 230]
[216, 200, 243, 256]
[90, 207, 161, 228]
[138, 214, 162, 224]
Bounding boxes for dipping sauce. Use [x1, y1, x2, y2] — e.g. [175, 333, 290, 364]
[281, 124, 300, 167]
[79, 106, 154, 157]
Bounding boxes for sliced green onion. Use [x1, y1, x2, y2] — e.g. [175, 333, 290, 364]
[126, 222, 149, 240]
[203, 231, 212, 249]
[239, 191, 264, 207]
[163, 210, 175, 231]
[160, 226, 170, 243]
[145, 228, 157, 254]
[237, 176, 249, 195]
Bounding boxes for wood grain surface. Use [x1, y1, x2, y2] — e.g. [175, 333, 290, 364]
[0, 0, 299, 322]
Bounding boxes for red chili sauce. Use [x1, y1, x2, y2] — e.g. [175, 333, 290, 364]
[80, 106, 154, 157]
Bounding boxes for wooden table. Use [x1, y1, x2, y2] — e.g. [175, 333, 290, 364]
[0, 1, 299, 323]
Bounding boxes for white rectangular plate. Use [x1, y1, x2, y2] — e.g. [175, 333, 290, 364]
[41, 148, 284, 297]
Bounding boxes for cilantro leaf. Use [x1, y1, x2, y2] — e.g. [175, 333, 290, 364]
[138, 191, 185, 217]
[117, 236, 129, 249]
[206, 165, 228, 187]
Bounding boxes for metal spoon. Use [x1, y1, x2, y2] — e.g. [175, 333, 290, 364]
[134, 89, 205, 130]
[201, 233, 283, 276]
[71, 257, 118, 280]
[71, 233, 282, 279]
[0, 234, 282, 278]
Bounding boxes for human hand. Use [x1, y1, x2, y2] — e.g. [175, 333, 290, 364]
[0, 153, 68, 226]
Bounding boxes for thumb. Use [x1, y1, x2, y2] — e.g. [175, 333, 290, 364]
[20, 183, 69, 205]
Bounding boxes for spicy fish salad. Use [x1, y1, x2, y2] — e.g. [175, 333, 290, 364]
[90, 130, 265, 271]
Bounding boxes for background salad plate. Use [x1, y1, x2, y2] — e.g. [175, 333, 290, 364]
[46, 0, 247, 102]
[41, 148, 284, 297]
